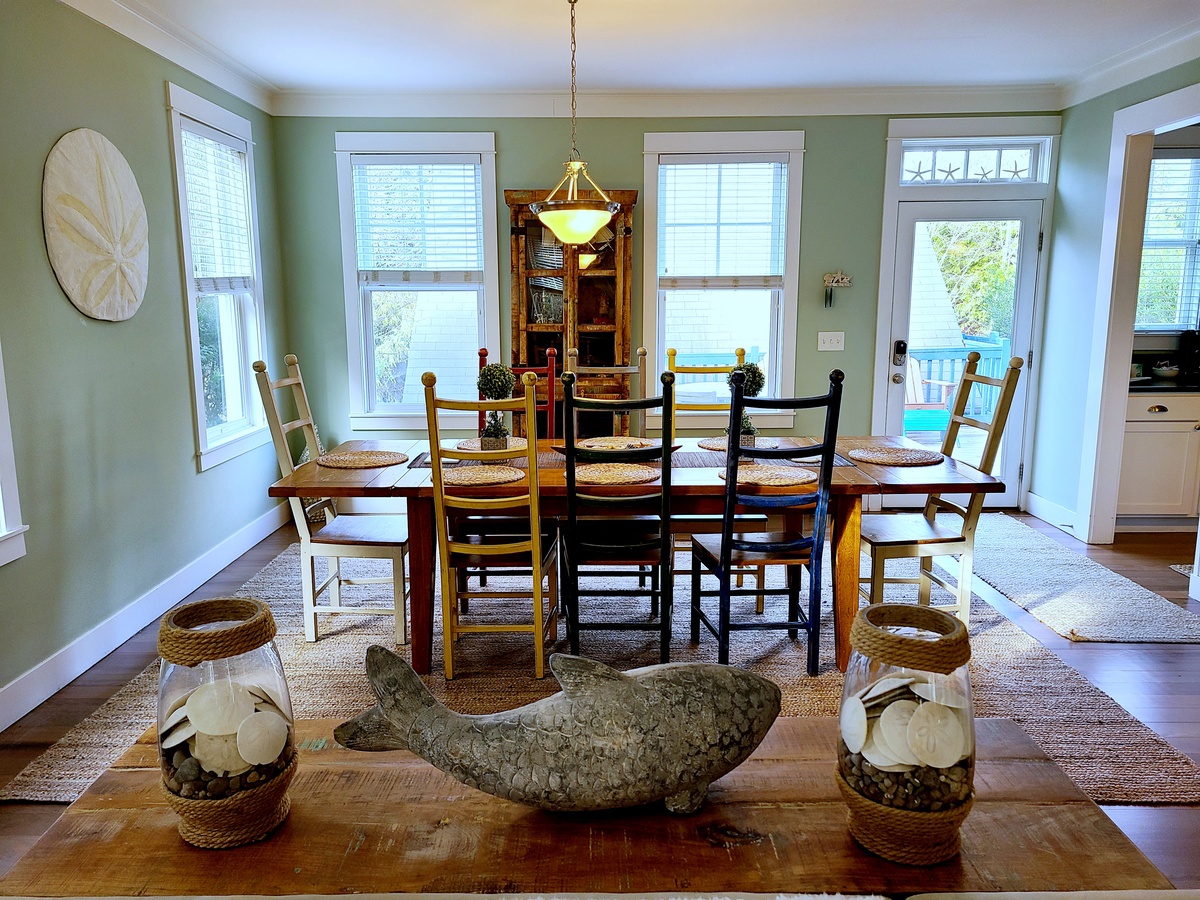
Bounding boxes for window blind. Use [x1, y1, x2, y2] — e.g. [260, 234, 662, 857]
[352, 160, 483, 283]
[1137, 156, 1200, 329]
[657, 157, 788, 289]
[180, 128, 254, 293]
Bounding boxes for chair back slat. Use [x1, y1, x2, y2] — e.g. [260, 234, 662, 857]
[478, 347, 557, 438]
[667, 346, 746, 434]
[566, 346, 649, 436]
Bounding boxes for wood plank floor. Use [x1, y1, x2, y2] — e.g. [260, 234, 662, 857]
[2, 515, 1199, 891]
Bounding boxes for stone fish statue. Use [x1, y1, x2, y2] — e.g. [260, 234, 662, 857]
[335, 645, 781, 813]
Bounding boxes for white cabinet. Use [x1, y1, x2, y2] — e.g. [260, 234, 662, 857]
[1117, 394, 1200, 516]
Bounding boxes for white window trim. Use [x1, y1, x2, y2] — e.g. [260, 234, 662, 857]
[642, 131, 804, 430]
[335, 132, 501, 431]
[167, 83, 270, 471]
[0, 332, 27, 567]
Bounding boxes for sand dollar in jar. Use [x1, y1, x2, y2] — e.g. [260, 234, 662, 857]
[836, 603, 973, 865]
[157, 597, 296, 848]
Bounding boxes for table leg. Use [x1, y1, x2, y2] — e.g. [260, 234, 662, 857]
[406, 496, 436, 675]
[830, 494, 862, 672]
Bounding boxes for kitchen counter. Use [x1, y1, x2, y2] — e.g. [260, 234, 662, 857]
[1128, 380, 1200, 393]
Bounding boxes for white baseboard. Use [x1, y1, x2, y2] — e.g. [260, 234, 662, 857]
[0, 503, 290, 733]
[1023, 491, 1079, 538]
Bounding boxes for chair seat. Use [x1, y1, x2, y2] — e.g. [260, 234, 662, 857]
[312, 513, 409, 547]
[860, 513, 965, 548]
[449, 533, 557, 569]
[692, 532, 814, 568]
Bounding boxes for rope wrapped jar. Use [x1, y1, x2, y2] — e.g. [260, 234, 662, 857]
[836, 603, 974, 865]
[157, 597, 296, 848]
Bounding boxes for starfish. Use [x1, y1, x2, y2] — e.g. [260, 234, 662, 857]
[1005, 161, 1028, 180]
[938, 164, 961, 182]
[974, 167, 992, 182]
[905, 161, 930, 183]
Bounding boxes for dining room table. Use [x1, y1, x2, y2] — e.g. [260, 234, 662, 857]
[267, 434, 1004, 675]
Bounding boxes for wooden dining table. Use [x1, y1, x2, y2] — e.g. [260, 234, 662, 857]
[267, 435, 1003, 675]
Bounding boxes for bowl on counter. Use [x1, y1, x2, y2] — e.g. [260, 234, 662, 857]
[1152, 365, 1181, 379]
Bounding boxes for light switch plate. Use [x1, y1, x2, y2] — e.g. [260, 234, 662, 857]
[818, 331, 845, 351]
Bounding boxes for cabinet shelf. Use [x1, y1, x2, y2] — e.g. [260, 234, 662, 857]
[506, 187, 638, 439]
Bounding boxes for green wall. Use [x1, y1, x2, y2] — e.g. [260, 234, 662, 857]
[0, 0, 287, 690]
[1032, 59, 1200, 514]
[272, 115, 887, 444]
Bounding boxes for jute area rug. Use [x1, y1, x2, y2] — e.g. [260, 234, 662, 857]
[968, 513, 1200, 642]
[4, 516, 1200, 806]
[1171, 563, 1194, 577]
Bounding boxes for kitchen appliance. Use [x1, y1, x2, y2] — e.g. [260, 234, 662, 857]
[1179, 330, 1200, 384]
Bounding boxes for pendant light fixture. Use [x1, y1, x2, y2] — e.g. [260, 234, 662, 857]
[529, 0, 619, 246]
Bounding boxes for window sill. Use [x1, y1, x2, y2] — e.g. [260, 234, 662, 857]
[351, 410, 478, 431]
[647, 411, 796, 431]
[197, 425, 271, 471]
[0, 524, 29, 567]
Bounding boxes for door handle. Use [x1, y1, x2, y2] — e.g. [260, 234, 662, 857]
[1148, 404, 1168, 414]
[892, 373, 904, 384]
[892, 340, 908, 367]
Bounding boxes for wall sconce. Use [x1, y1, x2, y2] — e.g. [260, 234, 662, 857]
[823, 270, 852, 308]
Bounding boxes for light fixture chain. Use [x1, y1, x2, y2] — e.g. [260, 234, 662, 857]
[569, 0, 578, 159]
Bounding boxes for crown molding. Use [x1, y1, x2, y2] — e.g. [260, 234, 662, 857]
[1063, 20, 1200, 108]
[271, 85, 1068, 119]
[57, 0, 274, 112]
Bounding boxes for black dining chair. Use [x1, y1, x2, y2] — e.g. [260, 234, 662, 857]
[559, 370, 675, 663]
[690, 369, 844, 674]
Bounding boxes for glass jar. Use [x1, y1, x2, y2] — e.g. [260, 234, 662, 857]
[835, 603, 974, 865]
[157, 597, 296, 848]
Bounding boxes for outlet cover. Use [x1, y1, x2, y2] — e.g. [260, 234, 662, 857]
[818, 331, 845, 351]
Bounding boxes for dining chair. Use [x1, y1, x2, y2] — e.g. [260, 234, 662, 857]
[666, 346, 768, 601]
[858, 351, 1024, 624]
[559, 370, 675, 662]
[565, 347, 649, 437]
[424, 371, 559, 679]
[253, 355, 409, 644]
[690, 369, 844, 674]
[478, 347, 557, 439]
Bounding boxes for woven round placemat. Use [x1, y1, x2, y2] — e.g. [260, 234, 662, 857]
[718, 465, 817, 486]
[442, 465, 525, 486]
[316, 450, 409, 469]
[578, 436, 653, 450]
[697, 436, 780, 451]
[456, 437, 528, 452]
[575, 463, 660, 485]
[847, 447, 944, 466]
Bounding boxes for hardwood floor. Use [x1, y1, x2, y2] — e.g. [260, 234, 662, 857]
[1, 515, 1199, 889]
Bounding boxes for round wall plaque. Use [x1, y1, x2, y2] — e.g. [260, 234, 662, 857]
[42, 128, 148, 321]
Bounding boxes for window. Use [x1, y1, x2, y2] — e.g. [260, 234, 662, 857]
[168, 84, 268, 470]
[336, 133, 500, 429]
[643, 132, 804, 425]
[1135, 152, 1200, 330]
[0, 332, 27, 567]
[898, 139, 1050, 186]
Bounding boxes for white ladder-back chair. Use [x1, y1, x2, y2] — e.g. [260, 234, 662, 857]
[858, 351, 1024, 624]
[253, 355, 409, 644]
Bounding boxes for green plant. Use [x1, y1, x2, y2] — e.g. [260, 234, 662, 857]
[726, 362, 765, 435]
[477, 363, 516, 439]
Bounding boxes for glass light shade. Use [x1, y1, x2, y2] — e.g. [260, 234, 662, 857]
[530, 199, 618, 245]
[578, 252, 600, 269]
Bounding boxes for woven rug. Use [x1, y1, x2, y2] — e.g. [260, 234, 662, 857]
[969, 514, 1200, 641]
[4, 517, 1200, 806]
[1171, 563, 1193, 577]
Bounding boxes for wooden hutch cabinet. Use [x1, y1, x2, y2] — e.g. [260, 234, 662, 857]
[505, 189, 638, 437]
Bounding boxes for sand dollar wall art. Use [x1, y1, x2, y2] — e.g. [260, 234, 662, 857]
[43, 128, 148, 322]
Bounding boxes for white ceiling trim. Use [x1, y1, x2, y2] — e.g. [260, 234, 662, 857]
[1063, 20, 1200, 108]
[271, 86, 1068, 119]
[57, 0, 274, 112]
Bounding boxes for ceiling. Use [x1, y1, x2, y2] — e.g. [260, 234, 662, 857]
[71, 0, 1200, 114]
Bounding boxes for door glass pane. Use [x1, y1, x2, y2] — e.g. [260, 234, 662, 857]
[904, 219, 1020, 470]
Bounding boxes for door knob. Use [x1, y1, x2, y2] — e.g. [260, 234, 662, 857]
[891, 373, 904, 384]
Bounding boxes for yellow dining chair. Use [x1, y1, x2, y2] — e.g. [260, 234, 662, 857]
[253, 355, 409, 644]
[858, 351, 1024, 624]
[424, 371, 559, 679]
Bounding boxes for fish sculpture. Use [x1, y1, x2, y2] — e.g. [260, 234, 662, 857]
[335, 645, 781, 814]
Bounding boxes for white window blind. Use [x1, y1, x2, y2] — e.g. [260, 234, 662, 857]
[180, 127, 255, 293]
[657, 155, 788, 290]
[352, 157, 484, 285]
[1136, 154, 1200, 330]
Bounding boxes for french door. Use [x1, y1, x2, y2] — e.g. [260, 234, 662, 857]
[880, 199, 1042, 507]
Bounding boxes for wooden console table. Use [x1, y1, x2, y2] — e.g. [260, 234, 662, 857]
[0, 718, 1170, 897]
